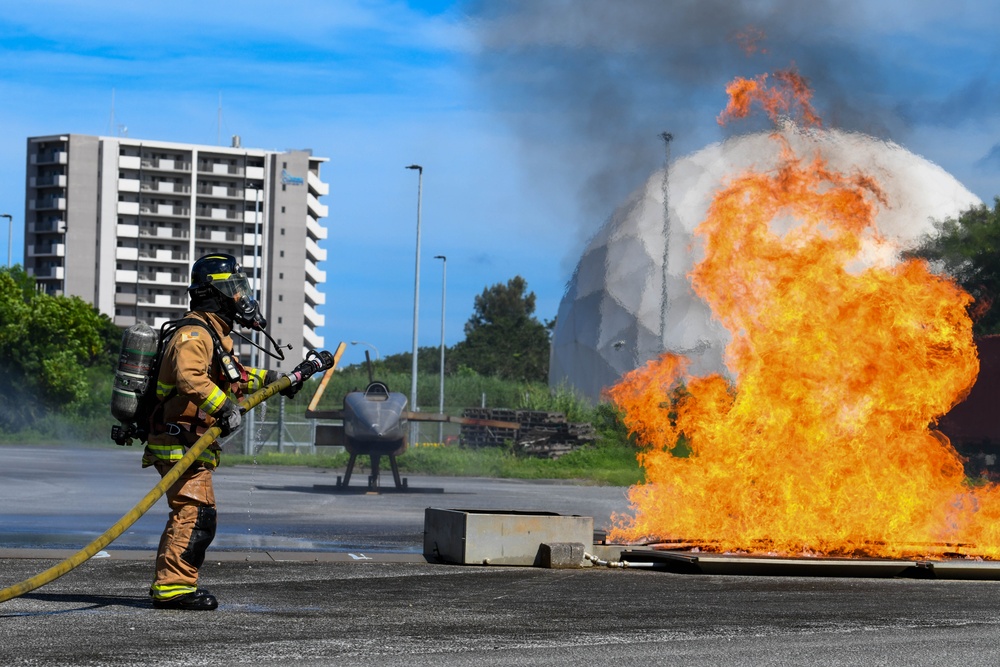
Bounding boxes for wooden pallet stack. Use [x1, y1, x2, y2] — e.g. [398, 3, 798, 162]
[459, 408, 518, 448]
[459, 408, 597, 458]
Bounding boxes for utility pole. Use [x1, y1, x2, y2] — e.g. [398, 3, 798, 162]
[405, 165, 423, 445]
[659, 132, 673, 352]
[434, 255, 447, 444]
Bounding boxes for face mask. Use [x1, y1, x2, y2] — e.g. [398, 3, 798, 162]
[234, 295, 268, 331]
[217, 273, 267, 330]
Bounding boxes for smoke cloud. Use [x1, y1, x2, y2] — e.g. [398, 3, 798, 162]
[462, 0, 990, 248]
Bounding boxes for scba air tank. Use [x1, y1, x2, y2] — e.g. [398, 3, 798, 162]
[111, 322, 159, 423]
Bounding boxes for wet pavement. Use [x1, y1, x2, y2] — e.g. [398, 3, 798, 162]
[2, 445, 1000, 666]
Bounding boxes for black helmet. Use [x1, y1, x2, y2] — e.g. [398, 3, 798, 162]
[188, 253, 267, 330]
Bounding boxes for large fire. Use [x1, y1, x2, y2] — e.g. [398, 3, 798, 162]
[607, 67, 1000, 559]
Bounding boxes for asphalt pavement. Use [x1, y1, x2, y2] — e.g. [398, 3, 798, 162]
[2, 444, 1000, 666]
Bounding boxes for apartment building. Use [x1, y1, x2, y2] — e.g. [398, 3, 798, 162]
[24, 134, 328, 370]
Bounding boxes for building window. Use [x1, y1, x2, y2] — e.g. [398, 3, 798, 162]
[281, 206, 285, 213]
[278, 317, 283, 324]
[280, 250, 284, 258]
[280, 228, 285, 235]
[278, 295, 283, 301]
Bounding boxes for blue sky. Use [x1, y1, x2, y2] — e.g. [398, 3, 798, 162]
[1, 0, 998, 368]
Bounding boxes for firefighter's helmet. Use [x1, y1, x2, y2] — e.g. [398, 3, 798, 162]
[188, 253, 266, 329]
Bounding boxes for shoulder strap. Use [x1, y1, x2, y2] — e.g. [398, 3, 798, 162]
[170, 316, 223, 348]
[169, 316, 242, 383]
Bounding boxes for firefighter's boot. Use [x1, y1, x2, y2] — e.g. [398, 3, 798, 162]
[152, 588, 218, 610]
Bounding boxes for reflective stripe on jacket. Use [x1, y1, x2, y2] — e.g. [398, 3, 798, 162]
[142, 311, 266, 469]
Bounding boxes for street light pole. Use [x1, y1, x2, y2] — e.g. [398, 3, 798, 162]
[405, 165, 423, 445]
[0, 214, 12, 267]
[244, 189, 262, 456]
[350, 341, 380, 361]
[434, 255, 447, 443]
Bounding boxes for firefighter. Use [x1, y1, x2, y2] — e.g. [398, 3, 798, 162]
[144, 253, 296, 610]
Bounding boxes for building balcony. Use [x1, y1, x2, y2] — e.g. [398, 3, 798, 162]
[242, 231, 262, 247]
[119, 155, 141, 170]
[139, 204, 190, 218]
[117, 224, 140, 238]
[118, 178, 141, 193]
[306, 216, 328, 241]
[114, 292, 138, 306]
[118, 201, 140, 216]
[115, 269, 138, 283]
[303, 324, 324, 351]
[307, 193, 328, 219]
[243, 208, 265, 224]
[305, 237, 326, 262]
[246, 166, 264, 180]
[195, 230, 242, 244]
[141, 158, 192, 172]
[304, 261, 326, 284]
[195, 207, 241, 220]
[31, 265, 65, 280]
[197, 184, 243, 199]
[116, 246, 139, 261]
[33, 151, 68, 165]
[307, 170, 329, 197]
[137, 293, 188, 308]
[29, 219, 67, 234]
[137, 271, 187, 286]
[28, 243, 66, 258]
[304, 303, 325, 328]
[304, 280, 326, 306]
[197, 162, 244, 177]
[32, 197, 67, 211]
[143, 180, 191, 194]
[31, 174, 68, 188]
[139, 249, 189, 263]
[139, 226, 189, 240]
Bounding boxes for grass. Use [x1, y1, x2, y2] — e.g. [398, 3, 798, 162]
[223, 439, 643, 487]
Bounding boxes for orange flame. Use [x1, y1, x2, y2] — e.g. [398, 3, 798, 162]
[608, 71, 1000, 559]
[718, 68, 822, 128]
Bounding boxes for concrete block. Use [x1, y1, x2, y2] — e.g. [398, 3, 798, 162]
[539, 542, 586, 569]
[424, 508, 594, 566]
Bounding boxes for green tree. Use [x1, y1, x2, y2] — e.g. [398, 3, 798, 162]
[906, 198, 1000, 335]
[449, 276, 551, 382]
[378, 345, 445, 376]
[0, 267, 120, 431]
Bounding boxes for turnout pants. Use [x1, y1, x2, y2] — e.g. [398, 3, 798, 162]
[150, 461, 217, 601]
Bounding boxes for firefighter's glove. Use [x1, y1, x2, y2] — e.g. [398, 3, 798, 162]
[217, 399, 243, 437]
[265, 370, 300, 399]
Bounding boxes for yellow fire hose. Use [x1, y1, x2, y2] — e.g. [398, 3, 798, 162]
[0, 345, 340, 605]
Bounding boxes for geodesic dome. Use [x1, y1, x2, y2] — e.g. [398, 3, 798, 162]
[549, 127, 983, 403]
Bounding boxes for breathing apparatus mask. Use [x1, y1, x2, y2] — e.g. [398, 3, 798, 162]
[188, 254, 267, 330]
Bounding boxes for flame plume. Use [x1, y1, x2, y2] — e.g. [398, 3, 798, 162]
[718, 68, 822, 128]
[607, 70, 1000, 559]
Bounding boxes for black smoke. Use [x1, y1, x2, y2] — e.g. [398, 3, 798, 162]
[461, 0, 962, 241]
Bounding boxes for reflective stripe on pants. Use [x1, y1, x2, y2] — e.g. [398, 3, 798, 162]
[150, 461, 217, 600]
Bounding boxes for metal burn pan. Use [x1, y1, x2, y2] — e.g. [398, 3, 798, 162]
[620, 549, 1000, 580]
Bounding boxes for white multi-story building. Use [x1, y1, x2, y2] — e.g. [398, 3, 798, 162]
[24, 134, 329, 370]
